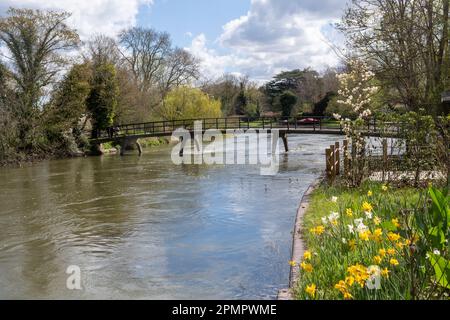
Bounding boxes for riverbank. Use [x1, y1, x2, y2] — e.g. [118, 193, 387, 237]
[0, 137, 172, 168]
[277, 177, 323, 300]
[290, 181, 449, 300]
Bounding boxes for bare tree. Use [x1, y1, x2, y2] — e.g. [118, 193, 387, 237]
[118, 27, 171, 92]
[85, 34, 120, 67]
[338, 0, 449, 113]
[158, 48, 200, 97]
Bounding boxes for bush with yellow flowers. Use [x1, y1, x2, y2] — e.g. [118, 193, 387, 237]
[293, 182, 449, 300]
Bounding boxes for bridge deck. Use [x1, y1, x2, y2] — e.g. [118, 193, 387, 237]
[90, 117, 392, 144]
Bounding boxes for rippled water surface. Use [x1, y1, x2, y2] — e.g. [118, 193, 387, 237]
[0, 134, 341, 299]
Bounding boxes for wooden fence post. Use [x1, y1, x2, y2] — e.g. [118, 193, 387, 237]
[326, 148, 332, 181]
[335, 142, 340, 175]
[382, 139, 388, 182]
[330, 144, 336, 182]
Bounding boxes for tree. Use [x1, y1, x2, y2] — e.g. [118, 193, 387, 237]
[45, 63, 92, 140]
[86, 63, 119, 138]
[158, 48, 200, 97]
[338, 0, 449, 114]
[0, 8, 80, 149]
[119, 27, 171, 93]
[234, 81, 248, 115]
[201, 74, 240, 116]
[313, 92, 336, 116]
[158, 86, 222, 120]
[86, 34, 121, 67]
[279, 91, 298, 117]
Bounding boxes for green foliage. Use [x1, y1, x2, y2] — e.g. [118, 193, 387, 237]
[86, 63, 119, 136]
[45, 63, 92, 141]
[279, 91, 298, 117]
[0, 8, 80, 150]
[158, 86, 222, 120]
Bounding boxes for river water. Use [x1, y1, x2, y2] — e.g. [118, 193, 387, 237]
[0, 134, 341, 299]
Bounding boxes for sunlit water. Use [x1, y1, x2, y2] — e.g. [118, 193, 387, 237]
[0, 134, 342, 299]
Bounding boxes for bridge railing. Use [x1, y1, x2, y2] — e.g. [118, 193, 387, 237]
[93, 116, 354, 140]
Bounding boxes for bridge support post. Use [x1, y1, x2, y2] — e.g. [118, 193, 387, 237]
[281, 132, 289, 152]
[120, 138, 142, 156]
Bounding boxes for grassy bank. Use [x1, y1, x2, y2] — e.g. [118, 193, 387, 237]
[292, 181, 449, 300]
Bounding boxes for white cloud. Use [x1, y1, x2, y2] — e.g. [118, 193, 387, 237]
[0, 0, 153, 40]
[188, 0, 345, 82]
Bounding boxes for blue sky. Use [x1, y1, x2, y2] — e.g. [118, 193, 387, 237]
[138, 0, 251, 49]
[0, 0, 346, 81]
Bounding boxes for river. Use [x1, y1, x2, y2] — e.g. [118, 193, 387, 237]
[0, 134, 341, 299]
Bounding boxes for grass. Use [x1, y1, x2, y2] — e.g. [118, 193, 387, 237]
[292, 181, 449, 300]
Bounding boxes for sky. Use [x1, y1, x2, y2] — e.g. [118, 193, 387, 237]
[0, 0, 347, 82]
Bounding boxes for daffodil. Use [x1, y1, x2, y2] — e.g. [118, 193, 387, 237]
[345, 276, 355, 286]
[348, 240, 356, 250]
[305, 284, 316, 298]
[310, 225, 325, 236]
[331, 196, 338, 203]
[381, 268, 390, 278]
[343, 291, 353, 300]
[367, 190, 373, 197]
[362, 201, 373, 213]
[390, 258, 399, 266]
[379, 248, 387, 257]
[359, 230, 371, 241]
[301, 262, 313, 273]
[373, 255, 382, 264]
[392, 218, 400, 228]
[303, 250, 312, 261]
[382, 185, 388, 192]
[374, 216, 381, 225]
[346, 208, 353, 217]
[288, 260, 297, 267]
[387, 232, 401, 242]
[335, 280, 347, 294]
[387, 248, 396, 255]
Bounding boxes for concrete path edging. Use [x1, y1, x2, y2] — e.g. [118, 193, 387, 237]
[277, 176, 323, 300]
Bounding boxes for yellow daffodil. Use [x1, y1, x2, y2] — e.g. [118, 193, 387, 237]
[374, 216, 381, 225]
[396, 241, 406, 249]
[310, 225, 325, 236]
[387, 232, 401, 242]
[362, 201, 373, 213]
[392, 218, 400, 228]
[345, 276, 355, 286]
[288, 260, 297, 267]
[390, 258, 399, 266]
[387, 248, 396, 255]
[379, 248, 387, 257]
[343, 291, 353, 300]
[335, 280, 347, 294]
[367, 190, 373, 197]
[303, 251, 312, 261]
[346, 208, 353, 217]
[372, 228, 383, 242]
[373, 255, 382, 265]
[305, 284, 316, 298]
[381, 268, 390, 278]
[348, 240, 356, 250]
[359, 230, 371, 241]
[301, 262, 313, 273]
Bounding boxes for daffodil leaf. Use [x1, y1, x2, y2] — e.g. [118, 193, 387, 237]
[381, 221, 396, 232]
[428, 253, 450, 290]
